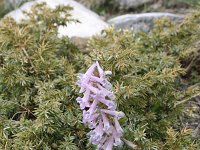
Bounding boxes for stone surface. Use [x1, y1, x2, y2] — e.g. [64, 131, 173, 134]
[6, 0, 108, 38]
[76, 0, 105, 9]
[108, 12, 183, 32]
[114, 0, 154, 10]
[71, 37, 89, 52]
[4, 0, 30, 9]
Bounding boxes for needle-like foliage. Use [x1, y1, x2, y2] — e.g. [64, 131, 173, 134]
[87, 11, 200, 149]
[0, 2, 200, 150]
[0, 3, 89, 149]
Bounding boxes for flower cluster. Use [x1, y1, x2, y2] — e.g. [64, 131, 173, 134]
[76, 61, 125, 150]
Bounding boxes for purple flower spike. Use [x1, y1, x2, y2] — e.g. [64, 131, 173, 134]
[96, 61, 104, 78]
[91, 95, 116, 110]
[83, 83, 99, 94]
[88, 114, 99, 129]
[76, 88, 91, 109]
[97, 84, 115, 100]
[100, 109, 125, 119]
[85, 100, 98, 118]
[90, 120, 104, 143]
[76, 61, 125, 150]
[101, 112, 111, 131]
[114, 117, 124, 136]
[99, 98, 116, 110]
[113, 127, 123, 146]
[90, 75, 104, 83]
[101, 136, 114, 150]
[79, 101, 90, 110]
[97, 135, 108, 149]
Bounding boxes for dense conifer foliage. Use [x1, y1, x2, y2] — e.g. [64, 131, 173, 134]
[0, 2, 199, 150]
[0, 3, 89, 149]
[87, 13, 200, 149]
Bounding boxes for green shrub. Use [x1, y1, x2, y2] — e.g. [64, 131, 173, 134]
[0, 3, 90, 149]
[87, 12, 200, 149]
[140, 12, 200, 84]
[0, 2, 199, 150]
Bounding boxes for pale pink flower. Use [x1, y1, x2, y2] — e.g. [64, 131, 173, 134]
[76, 61, 125, 149]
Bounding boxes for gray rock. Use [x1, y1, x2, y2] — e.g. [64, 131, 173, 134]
[76, 0, 105, 9]
[71, 37, 89, 52]
[4, 0, 29, 9]
[108, 13, 184, 32]
[114, 0, 154, 10]
[6, 0, 108, 38]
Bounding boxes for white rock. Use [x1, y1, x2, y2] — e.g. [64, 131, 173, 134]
[6, 0, 108, 38]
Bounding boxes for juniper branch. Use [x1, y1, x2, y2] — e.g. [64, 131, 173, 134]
[22, 47, 37, 73]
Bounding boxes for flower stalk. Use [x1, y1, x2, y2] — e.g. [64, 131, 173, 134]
[77, 61, 125, 149]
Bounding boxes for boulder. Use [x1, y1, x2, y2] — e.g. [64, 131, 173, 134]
[6, 0, 108, 38]
[4, 0, 32, 9]
[108, 13, 183, 32]
[76, 0, 105, 9]
[114, 0, 154, 10]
